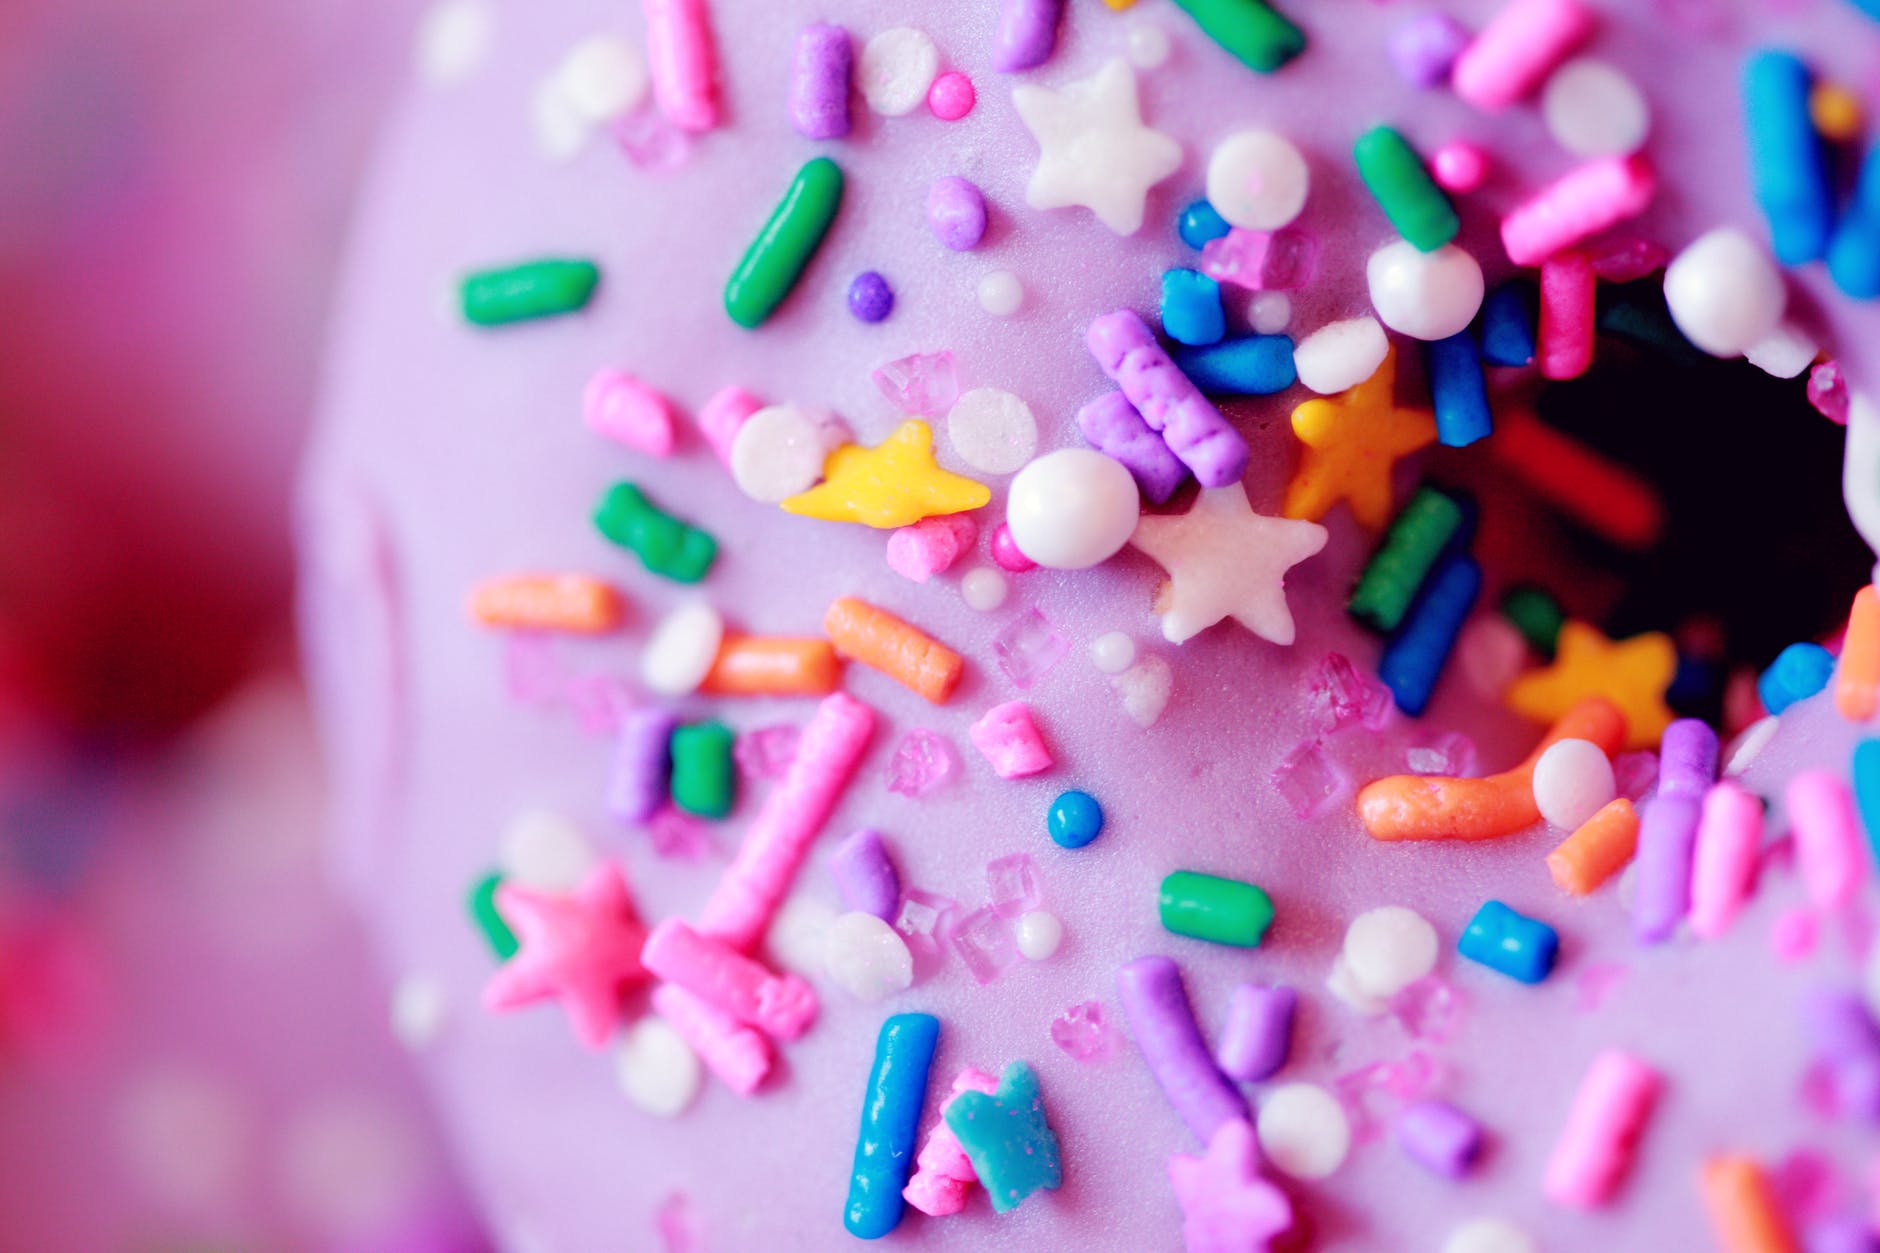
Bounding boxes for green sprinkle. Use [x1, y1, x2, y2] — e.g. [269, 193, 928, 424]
[594, 483, 718, 584]
[1158, 870, 1273, 947]
[1502, 586, 1566, 659]
[670, 721, 736, 819]
[1168, 0, 1305, 74]
[725, 156, 845, 329]
[1349, 487, 1467, 633]
[1353, 126, 1458, 253]
[460, 258, 600, 326]
[469, 870, 519, 959]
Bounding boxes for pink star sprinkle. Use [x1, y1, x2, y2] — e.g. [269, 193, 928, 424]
[1167, 1118, 1294, 1253]
[482, 861, 650, 1049]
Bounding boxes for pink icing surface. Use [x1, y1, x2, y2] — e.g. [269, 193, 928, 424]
[305, 0, 1880, 1247]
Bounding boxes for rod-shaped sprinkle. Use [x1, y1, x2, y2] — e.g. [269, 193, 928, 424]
[1452, 0, 1596, 112]
[1169, 334, 1298, 397]
[1075, 391, 1190, 505]
[1543, 1049, 1661, 1208]
[699, 691, 876, 950]
[1828, 140, 1880, 298]
[1353, 126, 1458, 252]
[1699, 1155, 1798, 1253]
[1378, 552, 1481, 717]
[1538, 250, 1595, 380]
[641, 918, 818, 1039]
[725, 157, 845, 329]
[1787, 770, 1863, 909]
[607, 707, 678, 824]
[790, 23, 852, 140]
[460, 258, 599, 326]
[1349, 487, 1468, 633]
[1216, 984, 1295, 1082]
[1087, 309, 1251, 488]
[1169, 0, 1306, 74]
[1743, 50, 1833, 266]
[1117, 955, 1248, 1142]
[1424, 331, 1493, 448]
[1689, 781, 1763, 939]
[1631, 718, 1719, 944]
[845, 1013, 941, 1239]
[1501, 154, 1656, 267]
[643, 0, 720, 132]
[651, 982, 772, 1095]
[993, 0, 1064, 72]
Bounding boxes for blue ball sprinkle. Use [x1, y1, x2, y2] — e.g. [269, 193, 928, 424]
[1048, 790, 1104, 849]
[848, 271, 894, 323]
[1177, 199, 1231, 250]
[1758, 641, 1836, 715]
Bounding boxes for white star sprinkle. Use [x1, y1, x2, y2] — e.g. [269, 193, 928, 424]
[1130, 484, 1329, 645]
[1012, 58, 1183, 236]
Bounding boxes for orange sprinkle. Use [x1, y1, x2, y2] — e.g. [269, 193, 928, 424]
[1490, 412, 1664, 551]
[468, 574, 624, 634]
[1700, 1156, 1799, 1253]
[1547, 797, 1639, 895]
[1359, 696, 1626, 841]
[1835, 584, 1880, 721]
[823, 597, 963, 705]
[701, 635, 842, 697]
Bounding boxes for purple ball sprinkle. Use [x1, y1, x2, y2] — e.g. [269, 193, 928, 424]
[993, 0, 1065, 72]
[1387, 13, 1471, 89]
[927, 176, 989, 252]
[790, 23, 852, 140]
[830, 828, 901, 921]
[1395, 1099, 1484, 1178]
[848, 271, 894, 323]
[1215, 984, 1296, 1083]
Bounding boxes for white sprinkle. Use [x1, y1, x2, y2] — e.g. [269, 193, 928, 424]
[946, 387, 1039, 475]
[1367, 241, 1485, 341]
[1293, 316, 1389, 394]
[1723, 716, 1781, 777]
[277, 1096, 426, 1240]
[961, 567, 1010, 612]
[1090, 631, 1137, 675]
[1006, 449, 1139, 569]
[558, 35, 649, 123]
[390, 975, 449, 1052]
[823, 911, 915, 1001]
[615, 1017, 703, 1118]
[1256, 1083, 1351, 1179]
[1015, 910, 1064, 960]
[1127, 23, 1172, 69]
[1663, 227, 1786, 358]
[500, 809, 595, 892]
[1248, 290, 1292, 335]
[531, 78, 591, 162]
[858, 27, 940, 117]
[978, 269, 1025, 317]
[1206, 130, 1310, 230]
[1743, 321, 1818, 379]
[416, 0, 495, 86]
[641, 600, 725, 697]
[1443, 1217, 1539, 1253]
[765, 894, 838, 978]
[1325, 952, 1389, 1015]
[1114, 655, 1173, 727]
[1542, 58, 1649, 158]
[731, 404, 844, 503]
[1532, 738, 1618, 830]
[1341, 906, 1438, 1001]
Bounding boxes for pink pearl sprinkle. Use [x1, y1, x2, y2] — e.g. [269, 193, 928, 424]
[990, 522, 1037, 573]
[1430, 141, 1488, 193]
[928, 71, 976, 121]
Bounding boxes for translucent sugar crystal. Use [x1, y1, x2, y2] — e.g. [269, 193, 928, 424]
[986, 853, 1041, 919]
[735, 723, 799, 782]
[1588, 236, 1668, 283]
[871, 350, 960, 417]
[656, 1190, 699, 1253]
[1388, 976, 1463, 1044]
[1809, 360, 1850, 425]
[950, 906, 1017, 984]
[1050, 1000, 1111, 1061]
[1270, 739, 1345, 819]
[1405, 732, 1477, 777]
[1307, 652, 1392, 735]
[992, 608, 1069, 689]
[612, 108, 692, 171]
[1199, 226, 1318, 292]
[646, 806, 714, 861]
[894, 888, 957, 957]
[887, 729, 958, 797]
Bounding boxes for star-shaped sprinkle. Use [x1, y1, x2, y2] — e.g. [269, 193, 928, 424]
[1168, 1119, 1295, 1253]
[482, 860, 649, 1050]
[1505, 620, 1675, 750]
[942, 1060, 1063, 1213]
[1284, 347, 1437, 531]
[781, 420, 990, 529]
[1130, 483, 1329, 645]
[1013, 58, 1183, 235]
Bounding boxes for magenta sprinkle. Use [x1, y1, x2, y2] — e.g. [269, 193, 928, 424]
[993, 0, 1064, 72]
[928, 176, 989, 252]
[1075, 390, 1189, 505]
[1086, 309, 1251, 488]
[928, 71, 976, 121]
[991, 522, 1037, 573]
[789, 23, 852, 140]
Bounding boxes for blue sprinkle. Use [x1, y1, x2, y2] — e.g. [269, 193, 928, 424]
[1743, 49, 1834, 266]
[1170, 334, 1296, 396]
[1178, 198, 1231, 250]
[1424, 331, 1493, 448]
[1048, 790, 1105, 849]
[1852, 739, 1880, 866]
[1758, 642, 1836, 715]
[943, 1060, 1063, 1213]
[1830, 141, 1880, 299]
[844, 1013, 940, 1239]
[1479, 279, 1537, 367]
[1458, 900, 1559, 984]
[1847, 0, 1880, 19]
[1160, 268, 1226, 346]
[1378, 552, 1481, 718]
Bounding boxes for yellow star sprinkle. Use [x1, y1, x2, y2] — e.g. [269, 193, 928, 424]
[1283, 347, 1437, 531]
[1099, 0, 1139, 10]
[781, 420, 990, 529]
[1505, 620, 1676, 751]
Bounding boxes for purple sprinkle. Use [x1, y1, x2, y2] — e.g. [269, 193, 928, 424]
[993, 0, 1064, 72]
[1658, 718, 1720, 800]
[1802, 989, 1880, 1063]
[1086, 309, 1250, 488]
[1387, 13, 1471, 89]
[789, 23, 852, 140]
[1215, 984, 1295, 1082]
[848, 271, 894, 322]
[1806, 1216, 1880, 1253]
[608, 707, 677, 824]
[927, 176, 989, 252]
[1116, 955, 1248, 1143]
[1074, 391, 1188, 504]
[1394, 1099, 1484, 1178]
[830, 828, 901, 921]
[1632, 719, 1718, 944]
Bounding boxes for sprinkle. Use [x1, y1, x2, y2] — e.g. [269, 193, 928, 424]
[1257, 1083, 1350, 1179]
[1452, 0, 1595, 112]
[642, 0, 719, 131]
[1743, 50, 1833, 266]
[1663, 228, 1787, 357]
[1359, 696, 1627, 841]
[1350, 487, 1468, 633]
[1159, 870, 1274, 947]
[1396, 1100, 1485, 1178]
[1088, 309, 1249, 487]
[885, 515, 977, 583]
[1542, 58, 1649, 157]
[1379, 553, 1481, 717]
[1811, 80, 1865, 140]
[593, 482, 718, 583]
[969, 701, 1054, 778]
[1117, 955, 1248, 1140]
[825, 829, 901, 924]
[823, 597, 964, 704]
[845, 1013, 941, 1239]
[1006, 447, 1142, 570]
[651, 983, 772, 1096]
[960, 568, 1008, 612]
[1216, 985, 1296, 1082]
[699, 691, 876, 950]
[1543, 1049, 1660, 1209]
[904, 1068, 999, 1216]
[1132, 483, 1329, 645]
[993, 0, 1064, 72]
[1430, 140, 1489, 193]
[1013, 59, 1182, 235]
[781, 420, 990, 528]
[1538, 250, 1595, 379]
[927, 70, 976, 121]
[887, 728, 959, 798]
[1500, 154, 1656, 267]
[641, 600, 725, 696]
[1830, 142, 1880, 299]
[1488, 413, 1665, 550]
[823, 912, 914, 1002]
[1389, 12, 1471, 88]
[469, 574, 624, 634]
[943, 1060, 1063, 1212]
[927, 175, 988, 251]
[990, 522, 1037, 573]
[945, 388, 1038, 476]
[1354, 125, 1459, 253]
[1699, 1155, 1799, 1253]
[1161, 269, 1226, 346]
[483, 862, 649, 1049]
[1341, 905, 1439, 1001]
[1368, 240, 1486, 341]
[789, 23, 851, 140]
[724, 156, 844, 329]
[1532, 737, 1617, 829]
[1690, 781, 1763, 939]
[609, 708, 677, 824]
[1443, 1219, 1540, 1253]
[1047, 790, 1105, 848]
[1631, 719, 1720, 943]
[873, 350, 959, 416]
[1169, 0, 1305, 74]
[583, 368, 678, 456]
[615, 1016, 702, 1118]
[1293, 316, 1390, 394]
[1249, 291, 1292, 333]
[1479, 279, 1538, 366]
[460, 258, 599, 326]
[698, 635, 840, 698]
[1547, 797, 1638, 894]
[1128, 24, 1172, 69]
[468, 870, 519, 958]
[1287, 346, 1437, 528]
[1424, 330, 1493, 448]
[977, 269, 1025, 315]
[847, 271, 894, 322]
[1788, 771, 1864, 910]
[1075, 391, 1190, 505]
[858, 27, 940, 117]
[1205, 130, 1310, 231]
[669, 721, 736, 819]
[696, 385, 763, 465]
[1504, 587, 1565, 655]
[1178, 199, 1232, 249]
[1835, 585, 1880, 720]
[731, 403, 845, 503]
[1170, 334, 1298, 396]
[1507, 622, 1676, 750]
[1169, 1119, 1294, 1248]
[1458, 900, 1559, 983]
[643, 919, 816, 1039]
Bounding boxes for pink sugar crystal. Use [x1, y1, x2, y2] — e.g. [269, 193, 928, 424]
[887, 729, 958, 797]
[647, 806, 715, 861]
[987, 853, 1042, 919]
[1810, 361, 1851, 425]
[1199, 226, 1317, 292]
[992, 608, 1068, 689]
[1332, 1053, 1439, 1143]
[1051, 1000, 1111, 1061]
[1572, 961, 1628, 1012]
[1307, 652, 1392, 735]
[951, 906, 1017, 984]
[1773, 907, 1821, 963]
[1588, 236, 1669, 283]
[613, 108, 694, 171]
[872, 351, 960, 417]
[895, 889, 958, 957]
[1406, 732, 1477, 777]
[1388, 977, 1463, 1044]
[1271, 739, 1345, 819]
[735, 724, 799, 781]
[657, 1190, 699, 1253]
[568, 674, 633, 736]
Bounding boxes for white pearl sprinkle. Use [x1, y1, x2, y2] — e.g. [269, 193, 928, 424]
[1531, 738, 1617, 830]
[558, 35, 649, 122]
[1256, 1083, 1351, 1179]
[615, 1017, 703, 1118]
[978, 270, 1025, 317]
[416, 0, 495, 86]
[1341, 906, 1438, 1001]
[500, 810, 594, 892]
[641, 600, 725, 697]
[390, 975, 449, 1052]
[946, 388, 1039, 476]
[1127, 24, 1172, 69]
[1015, 910, 1064, 960]
[1367, 241, 1485, 341]
[1090, 631, 1137, 674]
[1443, 1217, 1539, 1253]
[1542, 58, 1649, 158]
[1206, 130, 1310, 230]
[1248, 290, 1292, 335]
[961, 567, 1010, 612]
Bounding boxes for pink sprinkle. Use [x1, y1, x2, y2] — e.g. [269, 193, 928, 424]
[1771, 906, 1820, 963]
[1501, 153, 1656, 267]
[1810, 361, 1852, 425]
[903, 1067, 1000, 1215]
[584, 369, 678, 455]
[886, 515, 979, 582]
[1689, 780, 1763, 939]
[1542, 1049, 1661, 1209]
[642, 919, 819, 1039]
[697, 385, 763, 466]
[887, 729, 959, 798]
[652, 983, 772, 1095]
[657, 1191, 700, 1253]
[1588, 236, 1668, 282]
[1429, 141, 1488, 193]
[1538, 250, 1595, 380]
[1452, 0, 1597, 112]
[1788, 770, 1864, 911]
[1572, 962, 1626, 1012]
[612, 107, 694, 171]
[968, 701, 1053, 778]
[990, 522, 1037, 573]
[928, 70, 976, 121]
[643, 0, 720, 133]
